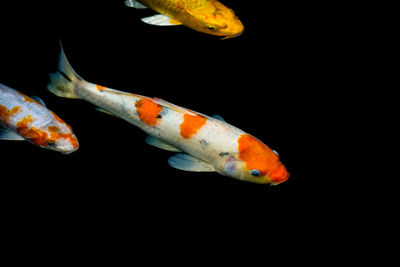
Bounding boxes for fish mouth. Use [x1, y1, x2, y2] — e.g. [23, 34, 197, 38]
[62, 149, 76, 155]
[270, 171, 290, 185]
[221, 31, 243, 40]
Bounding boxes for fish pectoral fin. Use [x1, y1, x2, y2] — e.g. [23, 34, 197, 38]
[125, 0, 148, 9]
[0, 127, 25, 141]
[168, 153, 215, 172]
[145, 135, 182, 152]
[141, 14, 182, 26]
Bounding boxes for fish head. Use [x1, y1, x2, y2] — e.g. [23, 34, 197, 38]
[187, 1, 244, 38]
[20, 113, 79, 154]
[217, 134, 289, 185]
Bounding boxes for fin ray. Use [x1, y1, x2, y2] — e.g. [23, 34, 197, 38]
[168, 153, 215, 172]
[0, 127, 25, 141]
[47, 41, 83, 99]
[141, 14, 181, 26]
[125, 0, 148, 9]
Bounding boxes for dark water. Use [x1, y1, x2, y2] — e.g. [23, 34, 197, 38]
[1, 1, 353, 254]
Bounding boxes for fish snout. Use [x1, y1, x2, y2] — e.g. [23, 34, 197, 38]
[50, 134, 79, 154]
[269, 166, 290, 185]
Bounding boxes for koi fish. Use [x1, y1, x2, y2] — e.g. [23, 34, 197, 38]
[125, 0, 244, 38]
[0, 83, 79, 153]
[47, 46, 289, 184]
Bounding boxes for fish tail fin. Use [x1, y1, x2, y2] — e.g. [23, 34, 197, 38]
[47, 42, 84, 99]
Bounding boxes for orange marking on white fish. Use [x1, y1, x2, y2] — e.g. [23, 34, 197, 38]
[96, 85, 106, 92]
[47, 126, 79, 150]
[47, 44, 289, 183]
[180, 114, 207, 139]
[238, 134, 289, 184]
[16, 115, 42, 142]
[0, 105, 22, 127]
[135, 98, 163, 126]
[16, 91, 39, 104]
[48, 126, 60, 133]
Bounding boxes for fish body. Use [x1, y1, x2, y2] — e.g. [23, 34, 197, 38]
[0, 83, 79, 153]
[125, 0, 244, 38]
[47, 47, 288, 184]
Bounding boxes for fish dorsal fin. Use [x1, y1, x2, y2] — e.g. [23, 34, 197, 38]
[212, 114, 226, 122]
[124, 0, 148, 9]
[31, 96, 46, 106]
[168, 153, 215, 172]
[141, 14, 182, 26]
[95, 108, 122, 119]
[152, 98, 197, 115]
[0, 127, 25, 141]
[145, 135, 182, 152]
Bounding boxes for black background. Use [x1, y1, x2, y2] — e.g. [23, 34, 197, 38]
[1, 0, 356, 257]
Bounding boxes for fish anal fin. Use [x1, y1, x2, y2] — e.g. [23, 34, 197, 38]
[0, 127, 25, 141]
[168, 153, 215, 172]
[145, 136, 181, 152]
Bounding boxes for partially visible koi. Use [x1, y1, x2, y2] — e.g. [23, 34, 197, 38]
[0, 83, 79, 153]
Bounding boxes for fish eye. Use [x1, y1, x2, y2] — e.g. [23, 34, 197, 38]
[250, 169, 261, 177]
[207, 25, 216, 30]
[47, 140, 56, 147]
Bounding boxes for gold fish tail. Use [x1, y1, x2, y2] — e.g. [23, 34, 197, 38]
[47, 42, 83, 99]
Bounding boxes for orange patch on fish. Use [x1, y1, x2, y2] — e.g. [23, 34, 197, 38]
[48, 126, 60, 133]
[238, 134, 289, 184]
[50, 130, 79, 150]
[0, 105, 22, 126]
[15, 115, 45, 145]
[96, 85, 106, 92]
[50, 112, 72, 131]
[180, 114, 207, 139]
[15, 115, 78, 149]
[16, 91, 39, 104]
[135, 99, 163, 126]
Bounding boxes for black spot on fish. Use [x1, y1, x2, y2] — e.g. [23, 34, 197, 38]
[156, 114, 162, 119]
[219, 152, 229, 157]
[199, 139, 210, 147]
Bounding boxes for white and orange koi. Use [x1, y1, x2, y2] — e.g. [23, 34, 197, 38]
[47, 47, 289, 184]
[0, 83, 79, 153]
[125, 0, 244, 38]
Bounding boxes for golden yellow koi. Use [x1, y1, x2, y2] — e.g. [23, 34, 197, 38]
[125, 0, 244, 38]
